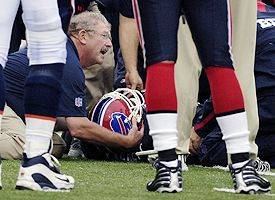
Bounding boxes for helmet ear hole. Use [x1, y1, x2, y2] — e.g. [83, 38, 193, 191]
[90, 88, 145, 134]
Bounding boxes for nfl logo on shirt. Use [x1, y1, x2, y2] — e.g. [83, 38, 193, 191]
[75, 97, 83, 107]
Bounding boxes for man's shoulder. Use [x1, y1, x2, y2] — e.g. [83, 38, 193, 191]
[66, 40, 81, 68]
[63, 40, 85, 84]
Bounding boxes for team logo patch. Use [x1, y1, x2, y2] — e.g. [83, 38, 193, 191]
[75, 97, 83, 107]
[110, 112, 132, 135]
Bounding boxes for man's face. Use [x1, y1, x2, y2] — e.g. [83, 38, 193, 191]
[84, 22, 112, 66]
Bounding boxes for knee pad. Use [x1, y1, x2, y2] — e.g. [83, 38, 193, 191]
[22, 0, 66, 64]
[24, 64, 64, 117]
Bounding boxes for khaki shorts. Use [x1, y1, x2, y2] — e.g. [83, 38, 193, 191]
[0, 105, 25, 159]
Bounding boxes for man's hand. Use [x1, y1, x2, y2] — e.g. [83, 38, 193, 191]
[125, 69, 144, 90]
[189, 128, 202, 155]
[123, 117, 144, 148]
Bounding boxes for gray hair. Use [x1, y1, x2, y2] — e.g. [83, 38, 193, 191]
[68, 11, 111, 36]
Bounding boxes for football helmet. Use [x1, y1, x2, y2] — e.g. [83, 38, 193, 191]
[91, 88, 145, 135]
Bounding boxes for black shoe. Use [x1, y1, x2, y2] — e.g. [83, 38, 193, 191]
[229, 160, 271, 194]
[147, 160, 182, 193]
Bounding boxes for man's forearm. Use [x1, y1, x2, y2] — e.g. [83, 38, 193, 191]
[119, 14, 139, 72]
[66, 117, 130, 148]
[54, 117, 68, 132]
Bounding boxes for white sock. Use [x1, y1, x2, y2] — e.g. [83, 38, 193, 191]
[160, 160, 178, 168]
[147, 113, 178, 151]
[216, 112, 250, 154]
[24, 117, 55, 158]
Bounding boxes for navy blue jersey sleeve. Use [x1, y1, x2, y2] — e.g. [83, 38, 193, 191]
[58, 73, 87, 117]
[57, 40, 87, 117]
[119, 0, 134, 18]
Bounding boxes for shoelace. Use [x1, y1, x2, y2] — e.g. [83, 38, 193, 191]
[253, 158, 271, 173]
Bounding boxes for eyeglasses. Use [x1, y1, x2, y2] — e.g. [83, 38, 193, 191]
[87, 30, 112, 41]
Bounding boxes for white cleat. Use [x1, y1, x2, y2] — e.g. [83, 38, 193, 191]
[15, 153, 74, 191]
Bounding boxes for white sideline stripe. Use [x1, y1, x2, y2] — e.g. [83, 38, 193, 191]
[43, 189, 70, 193]
[135, 150, 157, 156]
[213, 187, 235, 193]
[213, 188, 275, 196]
[212, 166, 229, 171]
[258, 171, 275, 176]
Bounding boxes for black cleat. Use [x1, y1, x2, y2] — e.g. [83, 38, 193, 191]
[229, 160, 271, 194]
[147, 160, 182, 193]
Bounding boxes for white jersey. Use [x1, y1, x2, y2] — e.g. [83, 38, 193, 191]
[0, 0, 66, 67]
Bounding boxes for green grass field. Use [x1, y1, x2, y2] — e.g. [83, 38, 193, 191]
[1, 158, 275, 200]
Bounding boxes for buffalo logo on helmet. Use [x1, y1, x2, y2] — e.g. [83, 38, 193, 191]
[110, 112, 132, 135]
[90, 88, 145, 135]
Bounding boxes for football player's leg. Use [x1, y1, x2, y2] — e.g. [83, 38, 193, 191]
[184, 0, 270, 194]
[15, 0, 74, 191]
[21, 0, 66, 158]
[134, 0, 182, 193]
[0, 0, 20, 189]
[184, 0, 249, 161]
[0, 0, 20, 131]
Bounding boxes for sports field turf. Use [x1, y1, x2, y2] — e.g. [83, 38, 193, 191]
[1, 158, 275, 200]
